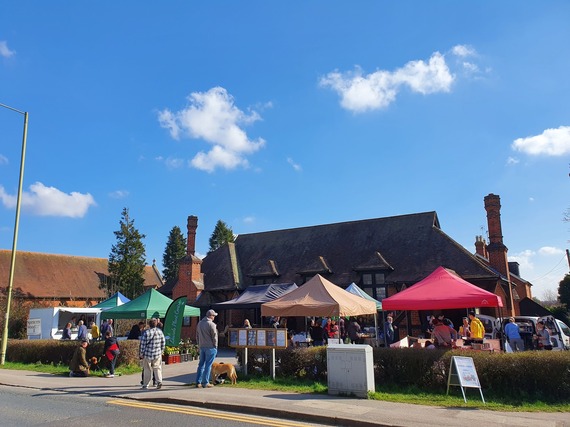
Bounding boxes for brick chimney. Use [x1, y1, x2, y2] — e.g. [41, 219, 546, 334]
[474, 235, 487, 258]
[187, 215, 198, 256]
[484, 193, 514, 315]
[173, 215, 203, 340]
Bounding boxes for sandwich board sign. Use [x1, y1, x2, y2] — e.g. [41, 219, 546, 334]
[446, 356, 485, 404]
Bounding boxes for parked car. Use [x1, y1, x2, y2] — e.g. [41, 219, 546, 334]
[479, 314, 570, 351]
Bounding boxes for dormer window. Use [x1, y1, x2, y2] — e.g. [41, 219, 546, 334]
[360, 272, 386, 300]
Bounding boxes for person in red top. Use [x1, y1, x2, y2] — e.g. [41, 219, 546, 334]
[323, 318, 338, 341]
[103, 330, 120, 378]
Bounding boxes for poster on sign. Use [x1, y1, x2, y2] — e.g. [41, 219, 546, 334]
[257, 330, 266, 346]
[447, 356, 485, 403]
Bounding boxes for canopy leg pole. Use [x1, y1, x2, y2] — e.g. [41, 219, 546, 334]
[382, 311, 386, 347]
[374, 312, 378, 347]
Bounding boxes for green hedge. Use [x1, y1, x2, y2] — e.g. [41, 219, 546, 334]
[7, 340, 570, 401]
[238, 346, 570, 401]
[6, 339, 141, 367]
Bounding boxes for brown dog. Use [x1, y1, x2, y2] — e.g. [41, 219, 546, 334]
[211, 362, 237, 384]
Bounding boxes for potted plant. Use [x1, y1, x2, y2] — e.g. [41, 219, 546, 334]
[163, 346, 180, 364]
[188, 343, 199, 361]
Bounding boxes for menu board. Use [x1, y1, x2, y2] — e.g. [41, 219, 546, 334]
[247, 329, 256, 346]
[276, 329, 287, 347]
[238, 329, 247, 346]
[228, 328, 287, 348]
[257, 330, 266, 346]
[229, 330, 238, 347]
[266, 330, 276, 346]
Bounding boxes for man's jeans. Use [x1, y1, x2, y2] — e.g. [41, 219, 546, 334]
[196, 347, 218, 386]
[509, 337, 525, 352]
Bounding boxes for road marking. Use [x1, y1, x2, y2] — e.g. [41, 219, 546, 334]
[107, 399, 314, 427]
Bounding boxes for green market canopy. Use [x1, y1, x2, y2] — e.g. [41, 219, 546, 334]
[93, 292, 130, 310]
[101, 288, 200, 319]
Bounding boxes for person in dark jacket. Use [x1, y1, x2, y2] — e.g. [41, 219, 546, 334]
[309, 319, 324, 346]
[69, 339, 89, 377]
[127, 322, 145, 340]
[103, 330, 120, 378]
[347, 319, 363, 344]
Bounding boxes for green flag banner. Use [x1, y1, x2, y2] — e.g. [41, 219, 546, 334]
[164, 296, 187, 346]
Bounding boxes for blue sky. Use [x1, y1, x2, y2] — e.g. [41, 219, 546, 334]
[1, 2, 569, 299]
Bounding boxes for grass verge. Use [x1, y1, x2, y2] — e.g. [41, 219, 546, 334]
[3, 363, 569, 412]
[224, 375, 570, 412]
[0, 361, 142, 376]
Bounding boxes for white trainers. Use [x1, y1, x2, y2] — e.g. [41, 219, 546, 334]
[105, 374, 115, 378]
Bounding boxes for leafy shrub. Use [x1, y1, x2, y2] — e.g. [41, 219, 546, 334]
[6, 339, 140, 367]
[279, 346, 327, 380]
[372, 347, 570, 401]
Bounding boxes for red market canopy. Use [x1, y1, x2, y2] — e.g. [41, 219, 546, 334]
[381, 266, 504, 311]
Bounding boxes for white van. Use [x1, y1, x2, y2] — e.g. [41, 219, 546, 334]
[554, 318, 570, 350]
[487, 315, 570, 351]
[27, 307, 102, 340]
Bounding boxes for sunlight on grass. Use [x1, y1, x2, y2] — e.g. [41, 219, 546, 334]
[224, 376, 570, 413]
[3, 363, 569, 413]
[0, 361, 142, 376]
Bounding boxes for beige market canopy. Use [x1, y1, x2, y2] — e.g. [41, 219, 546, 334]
[261, 274, 377, 318]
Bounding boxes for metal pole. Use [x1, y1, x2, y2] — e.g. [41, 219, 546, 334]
[0, 104, 28, 365]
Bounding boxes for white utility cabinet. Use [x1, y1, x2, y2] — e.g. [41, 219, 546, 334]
[327, 344, 375, 398]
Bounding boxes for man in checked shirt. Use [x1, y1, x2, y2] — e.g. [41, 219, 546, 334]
[139, 318, 165, 389]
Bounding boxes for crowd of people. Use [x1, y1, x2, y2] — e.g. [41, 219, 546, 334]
[423, 311, 485, 348]
[67, 310, 222, 390]
[65, 306, 556, 389]
[422, 311, 554, 352]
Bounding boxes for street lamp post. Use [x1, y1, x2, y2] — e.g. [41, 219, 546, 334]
[0, 102, 28, 365]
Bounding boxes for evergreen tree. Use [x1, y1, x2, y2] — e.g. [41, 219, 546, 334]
[107, 207, 147, 299]
[208, 219, 235, 253]
[162, 225, 187, 284]
[558, 274, 570, 308]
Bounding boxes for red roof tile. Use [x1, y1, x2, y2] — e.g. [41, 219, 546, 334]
[0, 250, 163, 300]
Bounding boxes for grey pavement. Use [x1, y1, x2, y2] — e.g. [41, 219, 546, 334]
[0, 348, 568, 427]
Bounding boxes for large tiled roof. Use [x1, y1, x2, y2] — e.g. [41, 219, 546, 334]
[0, 250, 163, 300]
[202, 212, 500, 291]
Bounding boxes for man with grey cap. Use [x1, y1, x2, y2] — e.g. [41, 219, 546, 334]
[195, 309, 218, 388]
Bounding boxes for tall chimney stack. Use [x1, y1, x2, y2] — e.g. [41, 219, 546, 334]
[484, 194, 514, 315]
[187, 215, 198, 256]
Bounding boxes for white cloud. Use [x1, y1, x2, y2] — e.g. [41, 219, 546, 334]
[462, 62, 480, 74]
[506, 156, 519, 165]
[158, 87, 266, 173]
[0, 41, 15, 58]
[243, 216, 255, 224]
[512, 126, 570, 156]
[109, 190, 129, 199]
[538, 246, 564, 256]
[320, 51, 454, 112]
[509, 249, 535, 271]
[451, 44, 476, 57]
[0, 182, 96, 218]
[287, 157, 302, 172]
[529, 197, 535, 202]
[0, 154, 8, 165]
[157, 156, 185, 169]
